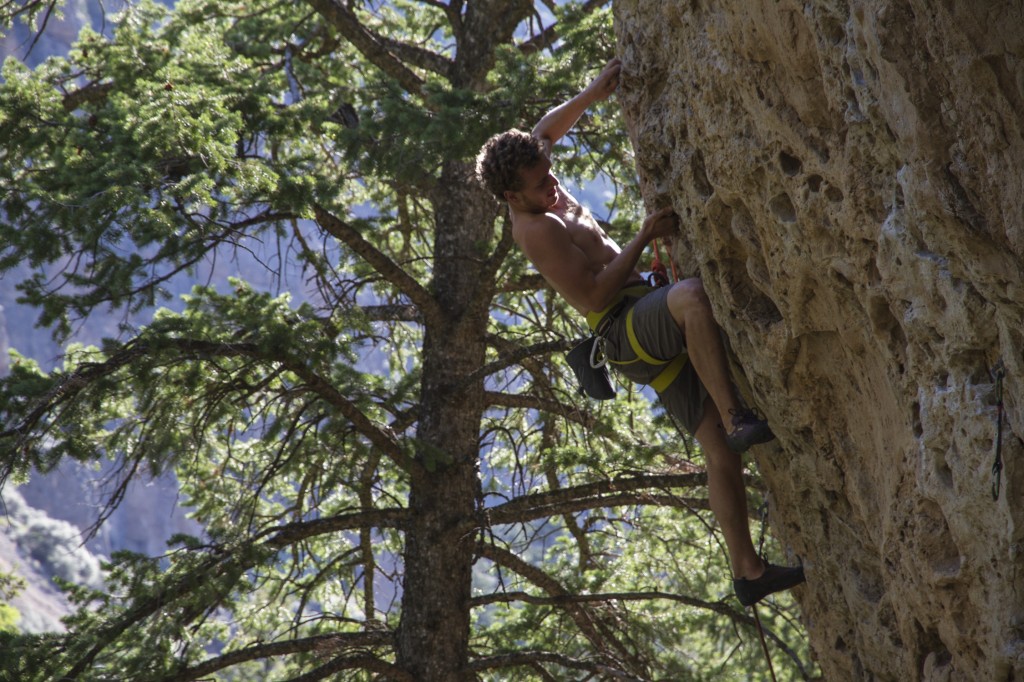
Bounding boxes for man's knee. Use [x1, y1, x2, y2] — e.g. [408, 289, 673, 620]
[667, 277, 710, 317]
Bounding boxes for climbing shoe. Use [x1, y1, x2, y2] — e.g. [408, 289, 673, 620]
[725, 408, 775, 453]
[733, 562, 806, 607]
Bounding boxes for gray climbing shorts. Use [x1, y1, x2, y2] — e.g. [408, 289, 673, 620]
[595, 285, 709, 435]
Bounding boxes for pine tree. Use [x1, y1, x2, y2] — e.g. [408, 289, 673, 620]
[0, 1, 812, 679]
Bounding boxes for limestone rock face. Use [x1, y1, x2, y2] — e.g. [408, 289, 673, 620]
[615, 1, 1024, 679]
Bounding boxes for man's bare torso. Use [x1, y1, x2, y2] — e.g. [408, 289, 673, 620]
[546, 189, 617, 269]
[511, 187, 644, 313]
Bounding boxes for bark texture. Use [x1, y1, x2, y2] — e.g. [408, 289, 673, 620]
[614, 2, 1024, 680]
[393, 5, 529, 676]
[395, 158, 496, 680]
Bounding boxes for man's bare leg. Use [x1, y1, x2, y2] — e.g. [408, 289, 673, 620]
[666, 277, 775, 454]
[680, 292, 805, 603]
[666, 278, 740, 420]
[694, 396, 763, 580]
[696, 396, 806, 605]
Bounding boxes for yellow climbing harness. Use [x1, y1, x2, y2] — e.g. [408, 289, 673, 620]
[586, 285, 689, 394]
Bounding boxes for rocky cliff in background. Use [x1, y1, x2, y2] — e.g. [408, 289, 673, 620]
[615, 1, 1023, 680]
[0, 0, 200, 633]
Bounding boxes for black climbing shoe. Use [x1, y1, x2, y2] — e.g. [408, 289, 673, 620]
[733, 562, 806, 607]
[725, 408, 775, 454]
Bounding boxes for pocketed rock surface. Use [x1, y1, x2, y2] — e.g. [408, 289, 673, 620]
[614, 2, 1024, 679]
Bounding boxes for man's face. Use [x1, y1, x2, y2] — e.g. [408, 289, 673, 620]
[506, 158, 559, 213]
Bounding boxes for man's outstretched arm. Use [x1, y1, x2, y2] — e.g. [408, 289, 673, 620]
[532, 58, 621, 153]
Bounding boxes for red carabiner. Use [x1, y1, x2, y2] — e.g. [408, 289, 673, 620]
[650, 239, 672, 287]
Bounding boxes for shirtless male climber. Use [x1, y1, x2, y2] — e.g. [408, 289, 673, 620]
[475, 58, 804, 606]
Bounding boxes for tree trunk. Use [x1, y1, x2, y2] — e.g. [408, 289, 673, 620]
[395, 159, 497, 680]
[614, 1, 1024, 679]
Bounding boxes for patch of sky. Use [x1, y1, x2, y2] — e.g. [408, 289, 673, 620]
[514, 2, 557, 44]
[0, 0, 174, 71]
[560, 172, 620, 223]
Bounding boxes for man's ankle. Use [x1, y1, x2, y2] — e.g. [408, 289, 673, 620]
[734, 558, 767, 581]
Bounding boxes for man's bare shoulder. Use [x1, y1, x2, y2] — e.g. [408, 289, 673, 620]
[512, 210, 566, 244]
[512, 189, 582, 236]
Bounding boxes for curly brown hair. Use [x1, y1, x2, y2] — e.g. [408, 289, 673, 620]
[474, 129, 546, 200]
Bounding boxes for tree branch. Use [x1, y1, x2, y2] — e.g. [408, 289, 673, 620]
[484, 389, 596, 428]
[493, 491, 712, 526]
[361, 304, 422, 323]
[313, 204, 440, 326]
[60, 550, 236, 679]
[1, 335, 416, 483]
[378, 34, 453, 79]
[458, 0, 535, 87]
[282, 652, 413, 682]
[477, 542, 640, 673]
[474, 588, 725, 609]
[62, 80, 115, 112]
[498, 273, 548, 293]
[470, 650, 641, 680]
[466, 339, 567, 384]
[58, 502, 408, 679]
[3, 0, 60, 59]
[480, 473, 709, 528]
[469, 590, 811, 677]
[466, 210, 513, 316]
[0, 339, 254, 459]
[157, 632, 394, 682]
[265, 507, 408, 547]
[477, 333, 626, 443]
[276, 354, 412, 472]
[518, 0, 608, 54]
[304, 0, 425, 96]
[482, 332, 564, 382]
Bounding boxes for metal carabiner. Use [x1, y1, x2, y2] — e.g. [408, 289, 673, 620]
[589, 335, 608, 369]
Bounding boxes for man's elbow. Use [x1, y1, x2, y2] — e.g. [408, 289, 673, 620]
[580, 288, 618, 315]
[531, 128, 554, 152]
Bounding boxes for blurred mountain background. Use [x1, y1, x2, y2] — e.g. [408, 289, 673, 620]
[3, 0, 219, 632]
